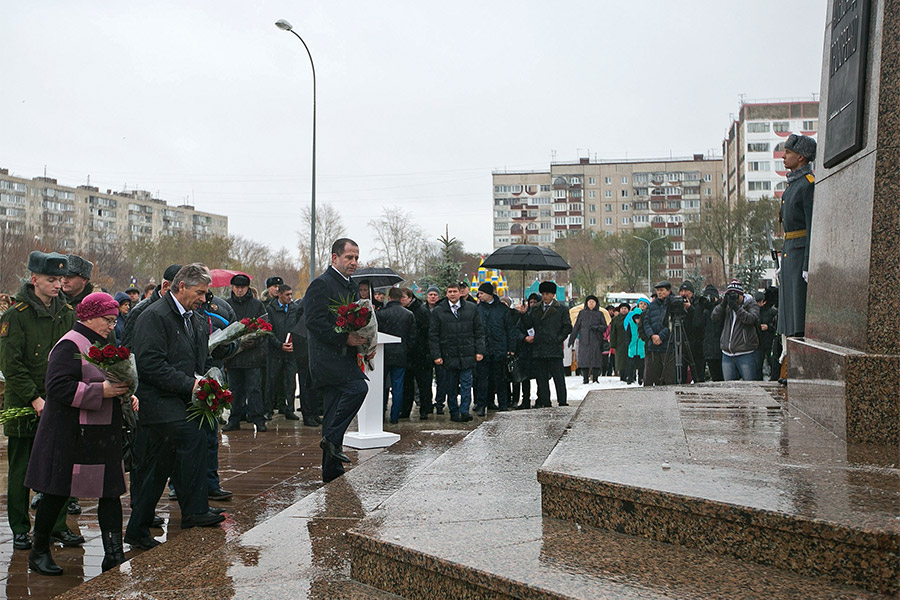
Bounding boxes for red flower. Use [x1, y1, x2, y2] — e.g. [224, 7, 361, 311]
[348, 303, 358, 311]
[88, 346, 103, 360]
[240, 318, 251, 326]
[358, 307, 369, 317]
[337, 305, 349, 316]
[259, 321, 272, 331]
[102, 345, 118, 359]
[198, 390, 208, 401]
[335, 316, 347, 327]
[117, 347, 130, 360]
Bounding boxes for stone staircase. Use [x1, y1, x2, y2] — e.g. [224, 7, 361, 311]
[348, 383, 899, 599]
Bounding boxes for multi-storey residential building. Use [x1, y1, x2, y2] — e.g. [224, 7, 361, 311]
[722, 99, 819, 203]
[492, 154, 723, 282]
[0, 168, 227, 252]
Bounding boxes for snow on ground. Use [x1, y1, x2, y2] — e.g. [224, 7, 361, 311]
[551, 374, 634, 404]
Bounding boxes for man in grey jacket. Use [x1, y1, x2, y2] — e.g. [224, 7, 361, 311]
[711, 280, 760, 381]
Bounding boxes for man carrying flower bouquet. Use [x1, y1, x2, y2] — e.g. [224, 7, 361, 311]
[125, 264, 240, 549]
[223, 274, 268, 432]
[304, 238, 373, 483]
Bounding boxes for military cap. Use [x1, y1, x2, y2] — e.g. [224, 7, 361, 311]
[66, 254, 94, 280]
[163, 264, 182, 282]
[654, 280, 672, 290]
[266, 276, 283, 288]
[785, 134, 817, 161]
[28, 251, 69, 276]
[231, 274, 251, 286]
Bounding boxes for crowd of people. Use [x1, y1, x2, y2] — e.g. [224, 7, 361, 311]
[0, 232, 790, 578]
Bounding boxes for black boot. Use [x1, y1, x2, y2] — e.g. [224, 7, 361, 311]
[28, 533, 62, 576]
[101, 531, 127, 572]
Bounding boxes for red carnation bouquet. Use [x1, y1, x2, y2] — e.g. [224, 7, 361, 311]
[208, 316, 273, 354]
[187, 367, 232, 429]
[81, 343, 138, 400]
[328, 296, 378, 369]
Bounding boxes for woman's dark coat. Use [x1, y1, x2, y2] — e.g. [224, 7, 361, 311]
[25, 322, 126, 498]
[569, 301, 607, 370]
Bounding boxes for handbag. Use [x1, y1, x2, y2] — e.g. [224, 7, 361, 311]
[506, 354, 527, 383]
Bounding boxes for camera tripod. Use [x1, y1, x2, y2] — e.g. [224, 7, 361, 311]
[665, 314, 696, 384]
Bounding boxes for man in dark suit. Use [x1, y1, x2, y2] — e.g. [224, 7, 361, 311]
[304, 239, 371, 483]
[527, 281, 572, 407]
[124, 264, 236, 549]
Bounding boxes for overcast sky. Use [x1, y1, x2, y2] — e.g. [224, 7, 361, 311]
[1, 1, 827, 260]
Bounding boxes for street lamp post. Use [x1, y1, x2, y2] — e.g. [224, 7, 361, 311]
[275, 18, 317, 282]
[633, 234, 667, 295]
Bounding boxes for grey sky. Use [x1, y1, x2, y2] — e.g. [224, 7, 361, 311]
[1, 1, 827, 260]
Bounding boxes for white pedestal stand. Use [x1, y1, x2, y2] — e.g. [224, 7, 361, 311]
[343, 332, 401, 449]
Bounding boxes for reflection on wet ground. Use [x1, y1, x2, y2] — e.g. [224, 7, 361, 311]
[0, 411, 473, 599]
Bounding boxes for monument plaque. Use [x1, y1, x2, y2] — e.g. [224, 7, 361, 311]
[822, 0, 870, 167]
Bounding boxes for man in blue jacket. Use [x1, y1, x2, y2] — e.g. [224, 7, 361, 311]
[642, 281, 676, 386]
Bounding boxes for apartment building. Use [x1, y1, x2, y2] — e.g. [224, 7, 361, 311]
[492, 154, 724, 281]
[0, 168, 227, 252]
[722, 99, 819, 203]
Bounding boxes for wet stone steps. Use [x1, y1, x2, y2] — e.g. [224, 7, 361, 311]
[348, 397, 891, 599]
[538, 383, 900, 596]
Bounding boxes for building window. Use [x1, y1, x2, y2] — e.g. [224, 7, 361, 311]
[772, 121, 790, 133]
[494, 222, 507, 231]
[568, 203, 583, 212]
[604, 190, 612, 198]
[588, 190, 596, 198]
[774, 159, 785, 171]
[620, 190, 629, 198]
[570, 177, 581, 185]
[604, 203, 613, 212]
[621, 217, 630, 225]
[747, 122, 770, 133]
[541, 222, 551, 229]
[589, 204, 596, 212]
[554, 190, 566, 199]
[621, 176, 628, 184]
[802, 120, 817, 131]
[554, 217, 567, 225]
[604, 217, 613, 225]
[588, 177, 596, 185]
[621, 203, 630, 211]
[747, 181, 771, 191]
[540, 209, 551, 217]
[747, 142, 769, 153]
[705, 188, 712, 196]
[604, 176, 612, 184]
[672, 241, 684, 250]
[589, 217, 596, 225]
[748, 161, 770, 171]
[540, 184, 551, 192]
[568, 216, 582, 225]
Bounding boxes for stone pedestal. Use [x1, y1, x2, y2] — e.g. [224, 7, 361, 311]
[343, 332, 401, 450]
[788, 0, 900, 448]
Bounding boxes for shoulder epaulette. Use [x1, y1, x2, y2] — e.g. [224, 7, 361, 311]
[65, 304, 74, 311]
[805, 174, 815, 184]
[15, 302, 28, 312]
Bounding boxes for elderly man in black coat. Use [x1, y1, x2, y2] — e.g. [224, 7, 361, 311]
[224, 273, 268, 431]
[378, 288, 414, 424]
[266, 284, 302, 420]
[304, 238, 371, 483]
[429, 282, 485, 422]
[474, 282, 518, 416]
[124, 264, 238, 550]
[527, 281, 573, 408]
[399, 288, 433, 420]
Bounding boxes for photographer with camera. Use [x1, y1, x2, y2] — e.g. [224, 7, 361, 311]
[695, 284, 725, 381]
[678, 281, 705, 382]
[711, 280, 760, 381]
[642, 281, 676, 386]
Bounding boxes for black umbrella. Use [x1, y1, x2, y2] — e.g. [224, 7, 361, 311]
[350, 267, 404, 289]
[480, 244, 570, 300]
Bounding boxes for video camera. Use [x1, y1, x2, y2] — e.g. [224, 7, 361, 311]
[667, 296, 688, 319]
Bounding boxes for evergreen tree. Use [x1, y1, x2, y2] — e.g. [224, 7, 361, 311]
[419, 229, 462, 293]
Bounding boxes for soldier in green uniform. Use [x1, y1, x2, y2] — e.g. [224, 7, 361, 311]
[0, 252, 84, 550]
[61, 254, 94, 308]
[777, 133, 816, 339]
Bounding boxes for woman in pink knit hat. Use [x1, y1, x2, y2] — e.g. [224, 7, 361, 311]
[24, 292, 138, 576]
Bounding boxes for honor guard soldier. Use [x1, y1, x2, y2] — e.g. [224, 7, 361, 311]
[0, 252, 84, 551]
[61, 255, 95, 308]
[777, 133, 816, 341]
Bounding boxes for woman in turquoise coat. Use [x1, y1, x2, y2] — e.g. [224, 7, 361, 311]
[623, 301, 647, 385]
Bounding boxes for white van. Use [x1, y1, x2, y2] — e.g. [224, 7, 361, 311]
[604, 292, 650, 307]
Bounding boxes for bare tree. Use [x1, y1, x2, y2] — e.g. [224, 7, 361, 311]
[554, 231, 605, 297]
[603, 229, 670, 293]
[298, 204, 345, 276]
[368, 206, 432, 278]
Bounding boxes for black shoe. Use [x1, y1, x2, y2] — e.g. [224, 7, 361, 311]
[125, 534, 160, 550]
[208, 488, 233, 501]
[67, 500, 82, 515]
[464, 414, 474, 422]
[476, 408, 486, 417]
[181, 511, 226, 529]
[557, 402, 569, 407]
[222, 422, 241, 432]
[51, 529, 85, 547]
[515, 403, 531, 410]
[488, 404, 499, 411]
[30, 492, 42, 510]
[13, 533, 32, 550]
[314, 416, 323, 425]
[302, 417, 319, 427]
[398, 413, 411, 420]
[100, 531, 126, 572]
[498, 407, 511, 411]
[210, 507, 227, 515]
[254, 422, 268, 432]
[28, 533, 62, 576]
[281, 411, 300, 421]
[168, 489, 178, 500]
[419, 414, 429, 420]
[449, 414, 463, 422]
[150, 515, 165, 528]
[319, 438, 350, 463]
[435, 406, 444, 415]
[389, 419, 398, 424]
